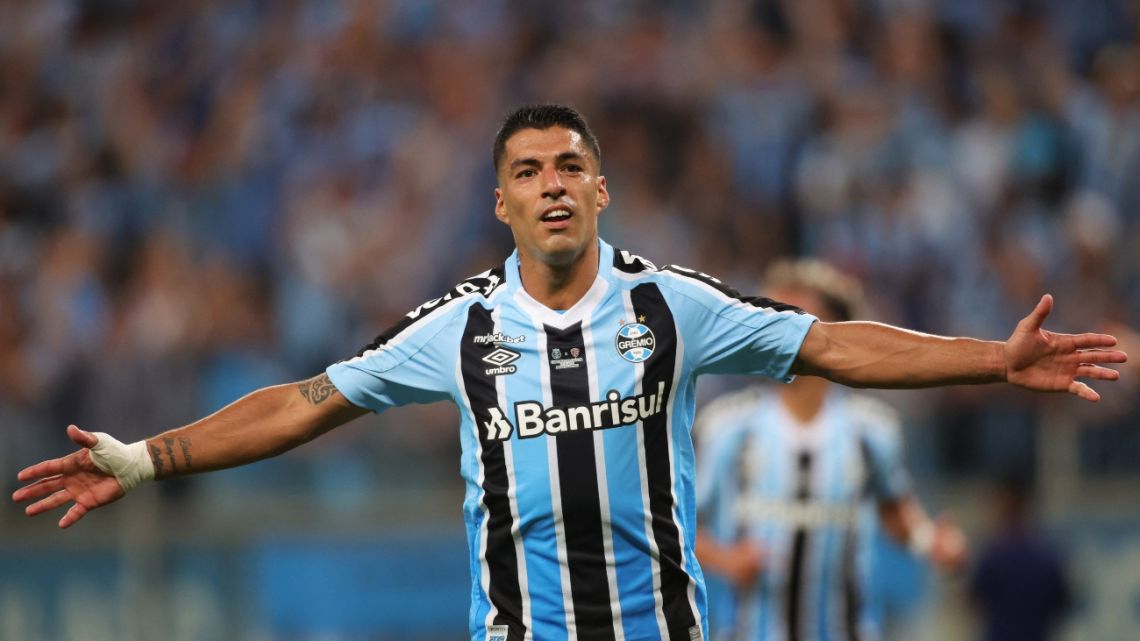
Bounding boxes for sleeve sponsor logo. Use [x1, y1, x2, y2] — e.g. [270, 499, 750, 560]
[406, 270, 503, 322]
[479, 382, 668, 441]
[617, 249, 659, 272]
[615, 323, 655, 363]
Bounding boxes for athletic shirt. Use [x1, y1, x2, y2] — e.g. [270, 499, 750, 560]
[327, 239, 816, 641]
[694, 387, 910, 641]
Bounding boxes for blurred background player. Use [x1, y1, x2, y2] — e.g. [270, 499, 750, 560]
[695, 259, 967, 641]
[969, 474, 1071, 641]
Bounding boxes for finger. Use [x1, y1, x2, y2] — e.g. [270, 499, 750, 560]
[11, 475, 65, 502]
[1023, 294, 1053, 332]
[17, 457, 66, 483]
[1076, 365, 1120, 381]
[67, 424, 99, 448]
[60, 502, 88, 529]
[1074, 349, 1129, 364]
[25, 489, 73, 516]
[1070, 333, 1120, 349]
[1068, 380, 1100, 402]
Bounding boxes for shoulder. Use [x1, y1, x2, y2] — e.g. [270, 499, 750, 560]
[355, 266, 508, 357]
[610, 248, 724, 292]
[610, 248, 801, 314]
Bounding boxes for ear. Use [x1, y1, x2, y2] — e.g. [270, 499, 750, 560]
[596, 175, 610, 212]
[494, 187, 509, 225]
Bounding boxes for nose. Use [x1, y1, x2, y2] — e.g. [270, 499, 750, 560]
[540, 166, 565, 200]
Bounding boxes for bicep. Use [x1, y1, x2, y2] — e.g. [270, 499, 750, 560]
[293, 373, 371, 436]
[789, 320, 833, 377]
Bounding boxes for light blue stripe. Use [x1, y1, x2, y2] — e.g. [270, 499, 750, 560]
[459, 390, 493, 640]
[671, 375, 706, 636]
[594, 294, 661, 641]
[501, 307, 567, 641]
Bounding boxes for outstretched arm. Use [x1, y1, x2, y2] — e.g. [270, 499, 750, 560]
[12, 373, 368, 528]
[792, 295, 1127, 401]
[879, 497, 966, 572]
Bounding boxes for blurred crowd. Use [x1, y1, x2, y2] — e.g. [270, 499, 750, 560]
[2, 0, 1140, 499]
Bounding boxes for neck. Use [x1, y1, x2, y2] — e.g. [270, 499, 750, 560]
[779, 376, 830, 426]
[517, 241, 600, 310]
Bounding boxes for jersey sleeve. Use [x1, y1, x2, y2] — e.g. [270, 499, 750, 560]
[326, 300, 465, 413]
[852, 396, 912, 501]
[657, 266, 817, 381]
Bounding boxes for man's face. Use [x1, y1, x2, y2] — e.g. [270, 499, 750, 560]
[494, 126, 609, 267]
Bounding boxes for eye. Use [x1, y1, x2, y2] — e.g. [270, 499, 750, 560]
[515, 168, 537, 179]
[562, 164, 583, 174]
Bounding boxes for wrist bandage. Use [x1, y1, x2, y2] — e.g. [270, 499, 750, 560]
[88, 433, 155, 493]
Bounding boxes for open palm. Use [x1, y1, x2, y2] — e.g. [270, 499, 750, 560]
[1004, 295, 1128, 402]
[11, 425, 125, 528]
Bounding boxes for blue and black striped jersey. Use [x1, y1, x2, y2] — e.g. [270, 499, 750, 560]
[695, 387, 910, 641]
[327, 239, 816, 641]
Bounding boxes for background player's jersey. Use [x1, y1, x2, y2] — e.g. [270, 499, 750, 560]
[327, 239, 816, 641]
[695, 387, 909, 641]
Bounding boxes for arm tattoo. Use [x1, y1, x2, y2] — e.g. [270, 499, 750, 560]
[178, 437, 192, 469]
[163, 437, 177, 472]
[149, 443, 166, 478]
[298, 373, 337, 405]
[149, 438, 189, 478]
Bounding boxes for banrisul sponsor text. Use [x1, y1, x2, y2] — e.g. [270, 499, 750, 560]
[481, 382, 667, 441]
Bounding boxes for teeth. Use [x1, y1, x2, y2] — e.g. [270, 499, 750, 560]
[543, 211, 570, 221]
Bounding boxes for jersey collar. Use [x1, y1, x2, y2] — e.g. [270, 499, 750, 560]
[505, 239, 614, 329]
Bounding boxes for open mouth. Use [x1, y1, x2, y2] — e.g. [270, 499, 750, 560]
[541, 208, 572, 223]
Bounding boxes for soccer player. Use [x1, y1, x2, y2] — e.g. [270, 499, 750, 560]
[694, 259, 965, 641]
[12, 105, 1126, 641]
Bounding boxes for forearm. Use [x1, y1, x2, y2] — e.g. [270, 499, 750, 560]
[145, 376, 365, 479]
[878, 496, 927, 547]
[795, 321, 1006, 388]
[695, 529, 731, 576]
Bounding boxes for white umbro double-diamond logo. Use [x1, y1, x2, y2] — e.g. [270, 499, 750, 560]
[482, 348, 520, 367]
[482, 347, 521, 376]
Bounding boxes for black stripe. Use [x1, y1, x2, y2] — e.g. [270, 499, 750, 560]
[355, 266, 505, 357]
[842, 527, 861, 641]
[786, 451, 813, 641]
[612, 248, 804, 316]
[844, 439, 875, 641]
[735, 432, 757, 540]
[630, 284, 696, 641]
[461, 304, 525, 641]
[662, 265, 804, 314]
[612, 247, 660, 274]
[545, 322, 617, 640]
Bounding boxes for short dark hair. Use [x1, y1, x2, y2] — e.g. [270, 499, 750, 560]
[492, 104, 601, 173]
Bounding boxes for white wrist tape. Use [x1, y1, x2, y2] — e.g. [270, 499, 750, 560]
[909, 520, 936, 557]
[88, 432, 155, 493]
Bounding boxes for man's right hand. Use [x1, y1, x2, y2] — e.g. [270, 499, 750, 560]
[11, 425, 127, 529]
[929, 516, 968, 573]
[720, 540, 765, 591]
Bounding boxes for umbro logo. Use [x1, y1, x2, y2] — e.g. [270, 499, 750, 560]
[482, 347, 520, 376]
